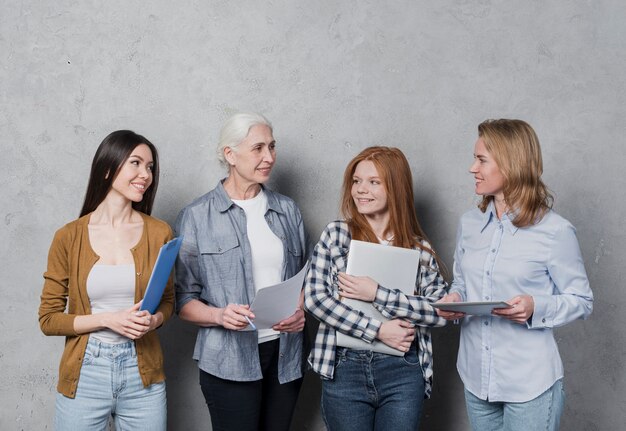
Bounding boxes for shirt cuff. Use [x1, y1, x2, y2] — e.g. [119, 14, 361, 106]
[361, 317, 382, 343]
[528, 295, 554, 329]
[373, 284, 391, 308]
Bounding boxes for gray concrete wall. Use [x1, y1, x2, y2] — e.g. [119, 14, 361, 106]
[1, 1, 623, 429]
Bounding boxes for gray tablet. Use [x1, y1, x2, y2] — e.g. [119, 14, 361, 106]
[432, 301, 511, 316]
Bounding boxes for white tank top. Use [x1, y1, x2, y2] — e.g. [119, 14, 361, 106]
[86, 264, 135, 344]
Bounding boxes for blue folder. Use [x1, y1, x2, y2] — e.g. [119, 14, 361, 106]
[140, 236, 183, 313]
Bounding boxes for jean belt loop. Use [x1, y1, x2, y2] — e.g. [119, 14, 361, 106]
[92, 339, 101, 358]
[337, 347, 346, 362]
[130, 341, 137, 358]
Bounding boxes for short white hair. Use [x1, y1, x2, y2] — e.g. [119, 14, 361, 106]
[216, 112, 273, 168]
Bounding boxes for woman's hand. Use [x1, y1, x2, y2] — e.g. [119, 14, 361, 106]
[338, 273, 378, 302]
[105, 302, 154, 340]
[376, 319, 416, 352]
[492, 295, 534, 324]
[435, 292, 466, 321]
[272, 309, 305, 333]
[218, 303, 255, 331]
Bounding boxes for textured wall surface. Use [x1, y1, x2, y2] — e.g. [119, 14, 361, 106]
[1, 1, 624, 430]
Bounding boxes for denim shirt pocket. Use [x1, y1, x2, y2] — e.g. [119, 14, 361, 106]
[197, 235, 241, 298]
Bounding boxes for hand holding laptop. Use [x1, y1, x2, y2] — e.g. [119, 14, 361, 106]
[337, 273, 378, 302]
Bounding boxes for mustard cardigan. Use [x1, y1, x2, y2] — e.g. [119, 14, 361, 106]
[39, 212, 175, 398]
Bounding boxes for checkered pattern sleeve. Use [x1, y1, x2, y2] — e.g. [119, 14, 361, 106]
[372, 241, 447, 327]
[304, 221, 382, 342]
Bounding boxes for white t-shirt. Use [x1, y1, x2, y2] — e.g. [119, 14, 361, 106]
[232, 190, 284, 343]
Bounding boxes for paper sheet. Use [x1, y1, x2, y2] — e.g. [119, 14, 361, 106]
[242, 264, 308, 331]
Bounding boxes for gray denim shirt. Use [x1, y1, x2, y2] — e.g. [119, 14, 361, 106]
[175, 180, 308, 383]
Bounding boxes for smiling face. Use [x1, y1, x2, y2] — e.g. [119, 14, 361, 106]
[225, 124, 276, 187]
[351, 160, 389, 218]
[110, 144, 154, 203]
[470, 137, 505, 200]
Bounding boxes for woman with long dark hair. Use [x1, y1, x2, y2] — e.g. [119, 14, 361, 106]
[304, 146, 447, 430]
[437, 119, 593, 431]
[39, 130, 174, 430]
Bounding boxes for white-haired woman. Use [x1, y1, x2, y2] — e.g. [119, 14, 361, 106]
[175, 113, 309, 431]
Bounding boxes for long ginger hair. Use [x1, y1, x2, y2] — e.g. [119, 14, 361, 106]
[340, 146, 445, 272]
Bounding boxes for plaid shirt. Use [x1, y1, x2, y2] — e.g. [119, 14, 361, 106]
[304, 221, 447, 398]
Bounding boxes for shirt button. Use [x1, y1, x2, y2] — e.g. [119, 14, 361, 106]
[542, 318, 546, 323]
[491, 249, 496, 253]
[486, 271, 490, 275]
[218, 247, 222, 252]
[484, 321, 489, 326]
[485, 296, 490, 300]
[485, 346, 489, 351]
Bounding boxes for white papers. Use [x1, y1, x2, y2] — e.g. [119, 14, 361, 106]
[242, 264, 308, 331]
[431, 301, 511, 316]
[336, 240, 420, 356]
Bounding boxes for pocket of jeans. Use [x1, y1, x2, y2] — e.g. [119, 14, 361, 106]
[82, 347, 96, 366]
[400, 349, 421, 367]
[333, 351, 347, 371]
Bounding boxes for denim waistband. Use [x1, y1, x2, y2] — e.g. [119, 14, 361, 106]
[86, 337, 136, 358]
[336, 345, 417, 360]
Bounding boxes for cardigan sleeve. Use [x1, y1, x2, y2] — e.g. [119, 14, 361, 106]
[39, 226, 78, 336]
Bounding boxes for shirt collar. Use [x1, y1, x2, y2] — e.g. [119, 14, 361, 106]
[481, 201, 519, 235]
[214, 179, 284, 215]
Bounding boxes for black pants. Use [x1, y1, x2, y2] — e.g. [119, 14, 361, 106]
[199, 339, 303, 431]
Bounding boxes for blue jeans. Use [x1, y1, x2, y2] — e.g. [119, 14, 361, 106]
[55, 338, 166, 431]
[465, 379, 565, 431]
[321, 347, 425, 431]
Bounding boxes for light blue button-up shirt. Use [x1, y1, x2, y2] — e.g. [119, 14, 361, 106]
[174, 180, 309, 384]
[449, 202, 593, 402]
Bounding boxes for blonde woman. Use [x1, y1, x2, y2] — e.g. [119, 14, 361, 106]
[437, 119, 593, 431]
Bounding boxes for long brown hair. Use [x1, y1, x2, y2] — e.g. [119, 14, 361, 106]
[80, 130, 159, 217]
[477, 119, 553, 227]
[340, 146, 444, 270]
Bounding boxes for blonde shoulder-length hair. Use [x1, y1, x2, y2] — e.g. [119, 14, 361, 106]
[340, 146, 445, 273]
[477, 119, 553, 227]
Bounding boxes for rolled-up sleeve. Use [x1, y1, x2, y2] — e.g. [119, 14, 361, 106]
[174, 208, 204, 312]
